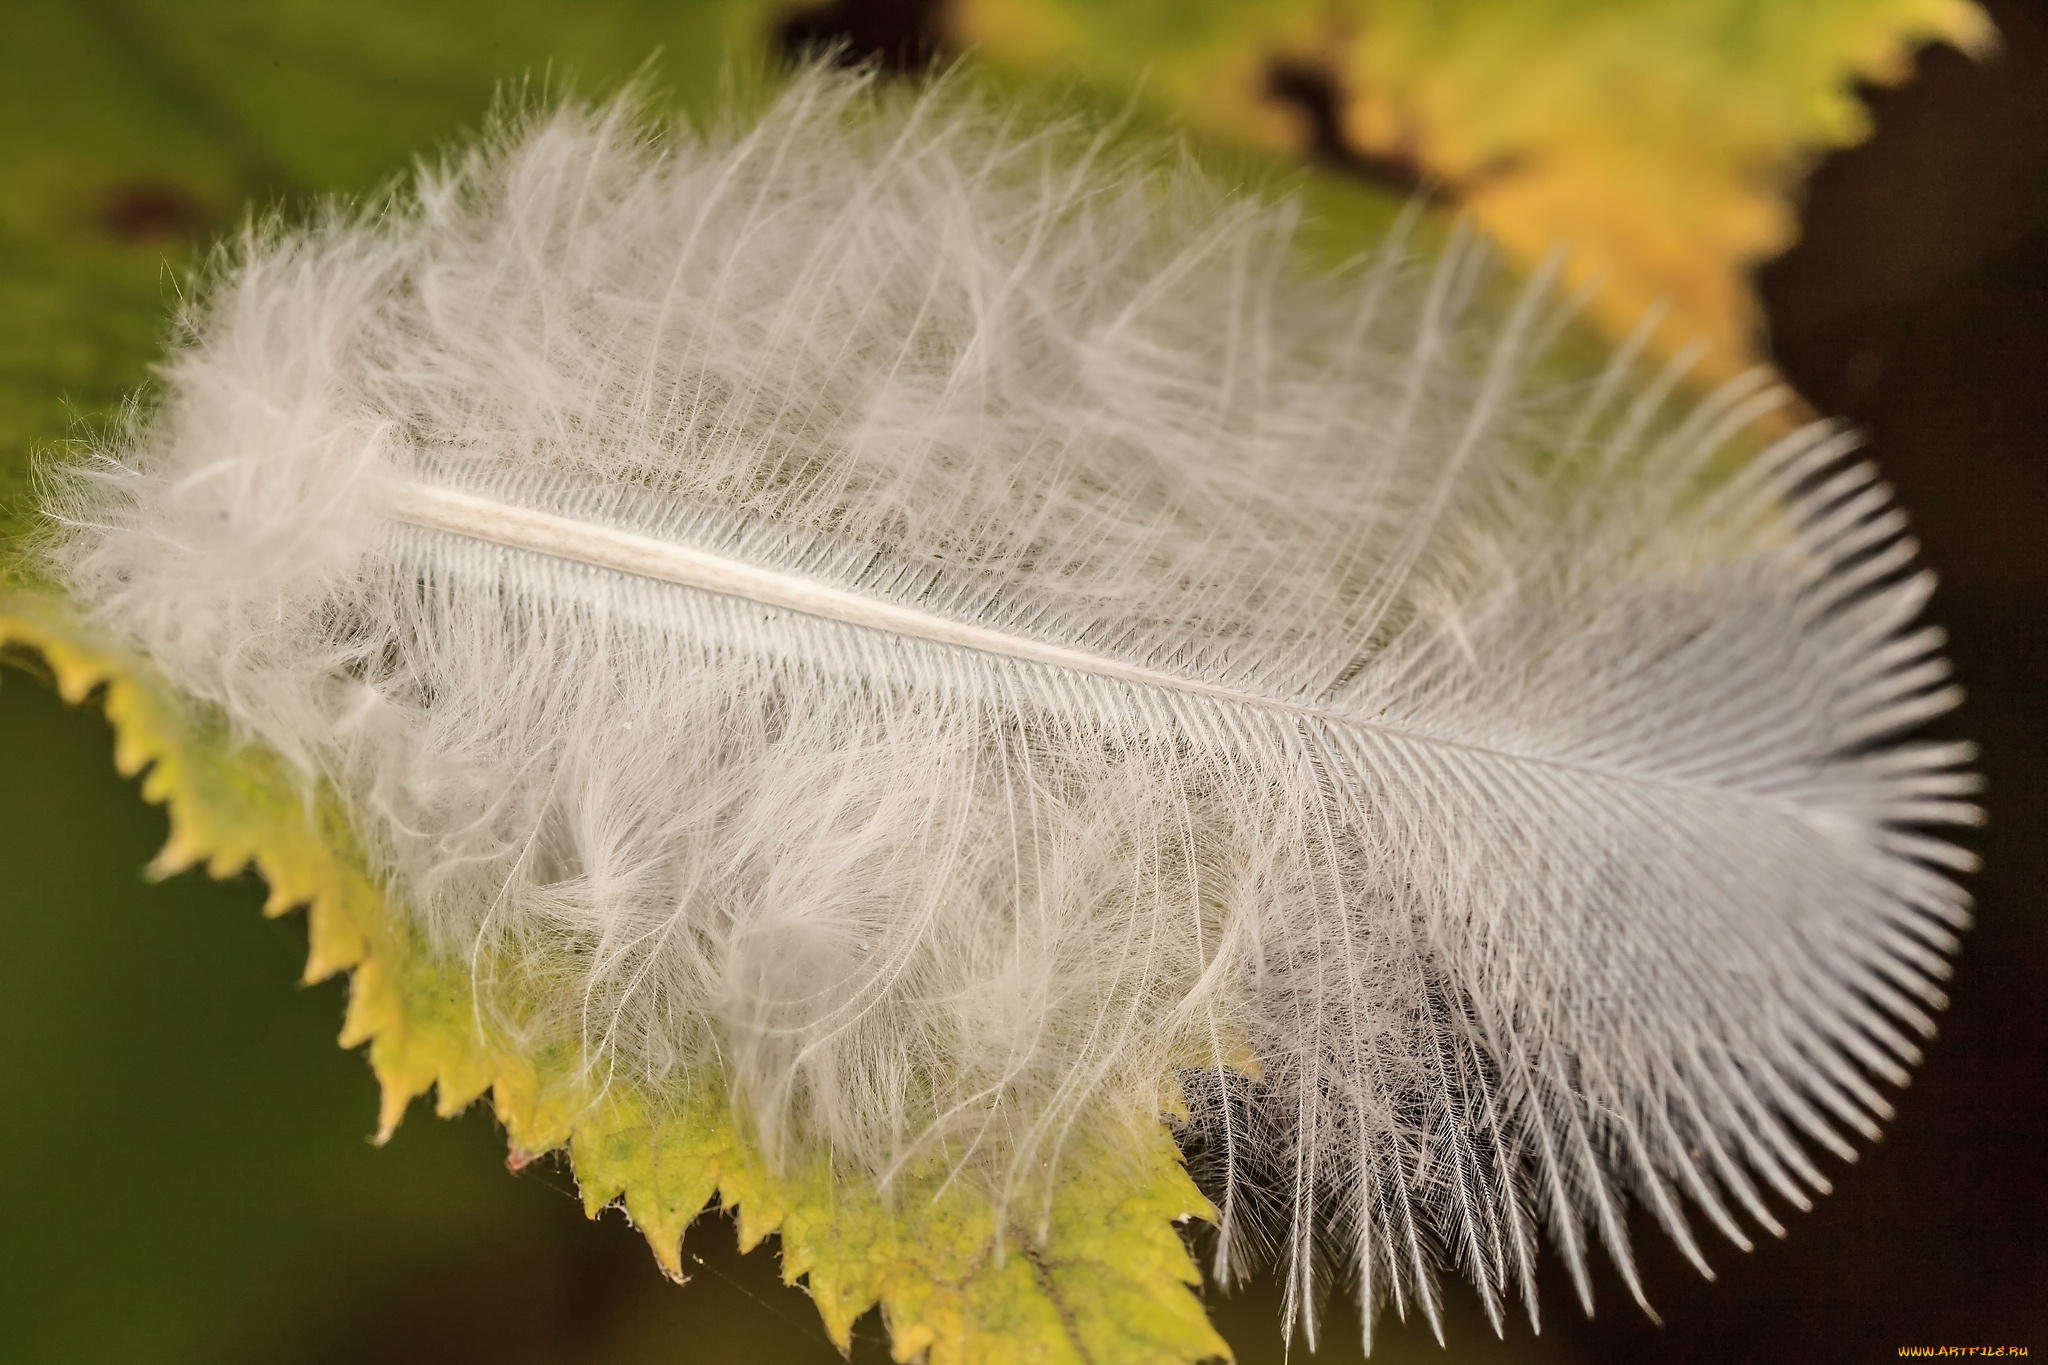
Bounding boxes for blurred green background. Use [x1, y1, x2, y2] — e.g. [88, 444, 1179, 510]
[1, 1, 2041, 1362]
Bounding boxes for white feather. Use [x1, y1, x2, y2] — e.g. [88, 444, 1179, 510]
[45, 66, 1977, 1350]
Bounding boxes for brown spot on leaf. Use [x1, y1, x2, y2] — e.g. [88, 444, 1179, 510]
[775, 0, 942, 71]
[1262, 59, 1522, 205]
[1265, 58, 1436, 199]
[96, 179, 212, 244]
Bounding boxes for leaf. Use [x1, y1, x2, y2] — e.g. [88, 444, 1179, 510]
[946, 0, 1994, 387]
[0, 5, 1235, 1360]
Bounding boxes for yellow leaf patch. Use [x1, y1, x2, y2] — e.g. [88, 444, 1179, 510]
[948, 0, 1993, 386]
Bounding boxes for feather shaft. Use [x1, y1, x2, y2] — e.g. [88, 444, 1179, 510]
[389, 479, 1322, 714]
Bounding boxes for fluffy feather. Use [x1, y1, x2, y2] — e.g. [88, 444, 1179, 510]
[45, 67, 1977, 1349]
